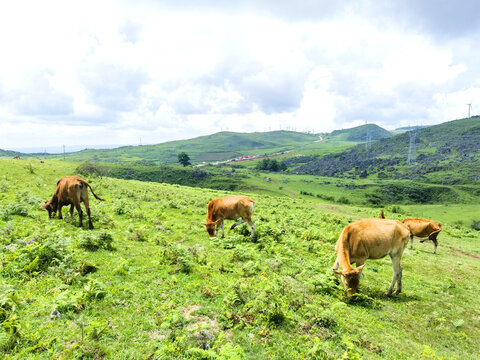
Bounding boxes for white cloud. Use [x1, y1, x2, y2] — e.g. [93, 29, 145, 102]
[430, 87, 480, 122]
[0, 1, 479, 150]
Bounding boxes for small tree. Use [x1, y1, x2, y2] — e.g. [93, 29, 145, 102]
[177, 152, 191, 167]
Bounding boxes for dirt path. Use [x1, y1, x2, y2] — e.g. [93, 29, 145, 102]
[316, 203, 358, 218]
[271, 177, 296, 198]
[445, 245, 480, 260]
[413, 239, 480, 260]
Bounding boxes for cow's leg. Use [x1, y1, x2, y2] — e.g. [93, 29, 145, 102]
[82, 195, 94, 229]
[249, 220, 255, 238]
[230, 219, 246, 229]
[387, 254, 402, 296]
[243, 215, 255, 238]
[69, 204, 74, 217]
[87, 207, 93, 229]
[215, 220, 224, 238]
[410, 235, 414, 249]
[57, 205, 63, 219]
[429, 232, 439, 254]
[74, 202, 83, 228]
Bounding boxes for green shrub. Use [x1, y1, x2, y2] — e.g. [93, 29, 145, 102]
[3, 237, 65, 277]
[2, 202, 29, 220]
[337, 196, 350, 204]
[470, 220, 480, 231]
[0, 284, 20, 322]
[128, 230, 147, 242]
[81, 279, 107, 302]
[77, 162, 110, 177]
[54, 290, 81, 313]
[164, 244, 194, 274]
[0, 181, 9, 193]
[76, 231, 114, 251]
[0, 314, 23, 351]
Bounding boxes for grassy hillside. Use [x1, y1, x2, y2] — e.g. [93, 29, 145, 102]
[291, 117, 480, 185]
[328, 123, 392, 142]
[52, 131, 320, 165]
[1, 158, 479, 359]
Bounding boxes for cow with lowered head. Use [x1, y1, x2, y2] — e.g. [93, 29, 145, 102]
[41, 176, 105, 229]
[203, 195, 255, 238]
[333, 218, 410, 296]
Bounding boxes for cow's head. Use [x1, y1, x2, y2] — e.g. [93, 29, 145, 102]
[40, 200, 57, 218]
[202, 221, 217, 237]
[334, 264, 365, 295]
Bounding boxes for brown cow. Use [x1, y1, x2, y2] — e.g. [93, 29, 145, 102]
[402, 218, 442, 254]
[333, 218, 410, 296]
[203, 195, 255, 238]
[40, 176, 105, 229]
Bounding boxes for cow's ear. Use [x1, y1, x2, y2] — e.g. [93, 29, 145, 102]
[215, 219, 222, 224]
[333, 269, 343, 275]
[40, 203, 47, 210]
[202, 222, 207, 227]
[355, 264, 365, 272]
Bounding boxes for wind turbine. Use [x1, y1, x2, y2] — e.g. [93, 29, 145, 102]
[467, 103, 472, 118]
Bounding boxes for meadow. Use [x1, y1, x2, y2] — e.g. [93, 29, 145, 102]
[1, 158, 480, 359]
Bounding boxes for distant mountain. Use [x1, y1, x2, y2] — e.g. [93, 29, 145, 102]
[57, 130, 320, 164]
[8, 144, 127, 154]
[287, 117, 480, 185]
[0, 149, 23, 158]
[328, 124, 392, 141]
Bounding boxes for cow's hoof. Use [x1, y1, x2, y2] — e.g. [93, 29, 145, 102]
[384, 292, 393, 297]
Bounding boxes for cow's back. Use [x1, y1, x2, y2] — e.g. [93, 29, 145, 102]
[54, 177, 72, 202]
[55, 176, 87, 204]
[347, 219, 410, 260]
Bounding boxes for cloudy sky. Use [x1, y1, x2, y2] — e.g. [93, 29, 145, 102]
[1, 0, 480, 152]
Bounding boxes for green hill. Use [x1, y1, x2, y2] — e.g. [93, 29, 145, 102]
[56, 130, 320, 164]
[328, 123, 392, 141]
[289, 116, 480, 185]
[0, 149, 23, 158]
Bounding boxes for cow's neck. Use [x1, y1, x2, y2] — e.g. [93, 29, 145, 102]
[337, 239, 353, 271]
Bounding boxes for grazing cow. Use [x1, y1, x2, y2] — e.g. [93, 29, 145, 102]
[203, 195, 255, 238]
[402, 218, 442, 254]
[379, 209, 385, 219]
[333, 218, 410, 296]
[40, 176, 105, 229]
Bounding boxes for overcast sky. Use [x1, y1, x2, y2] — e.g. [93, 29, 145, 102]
[1, 0, 480, 151]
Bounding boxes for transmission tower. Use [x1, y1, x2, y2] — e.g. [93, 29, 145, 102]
[407, 129, 417, 164]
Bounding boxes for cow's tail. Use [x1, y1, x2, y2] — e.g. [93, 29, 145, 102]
[335, 226, 353, 271]
[82, 180, 105, 201]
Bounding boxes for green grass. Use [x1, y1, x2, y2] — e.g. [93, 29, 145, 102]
[0, 158, 479, 359]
